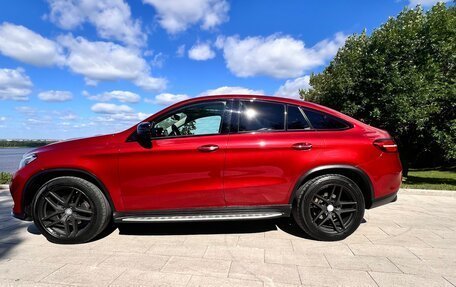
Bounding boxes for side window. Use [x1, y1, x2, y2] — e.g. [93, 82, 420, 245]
[239, 101, 285, 132]
[153, 101, 226, 137]
[303, 109, 350, 130]
[287, 105, 310, 130]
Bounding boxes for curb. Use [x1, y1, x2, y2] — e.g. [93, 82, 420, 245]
[0, 184, 9, 190]
[400, 188, 456, 197]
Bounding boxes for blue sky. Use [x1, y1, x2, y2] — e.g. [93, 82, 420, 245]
[0, 0, 446, 139]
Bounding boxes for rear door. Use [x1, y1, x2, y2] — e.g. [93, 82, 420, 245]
[223, 100, 324, 206]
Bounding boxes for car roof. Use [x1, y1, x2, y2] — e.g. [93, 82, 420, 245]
[175, 94, 348, 118]
[184, 94, 305, 104]
[175, 94, 318, 109]
[119, 94, 364, 136]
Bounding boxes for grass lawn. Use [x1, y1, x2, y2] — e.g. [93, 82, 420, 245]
[0, 172, 12, 185]
[402, 168, 456, 190]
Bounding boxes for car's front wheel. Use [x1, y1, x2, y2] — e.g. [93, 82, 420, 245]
[293, 174, 365, 241]
[32, 176, 111, 244]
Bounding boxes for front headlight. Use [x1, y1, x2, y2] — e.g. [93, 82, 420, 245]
[19, 153, 37, 169]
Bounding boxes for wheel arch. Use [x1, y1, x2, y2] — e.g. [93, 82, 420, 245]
[289, 165, 375, 209]
[22, 168, 115, 218]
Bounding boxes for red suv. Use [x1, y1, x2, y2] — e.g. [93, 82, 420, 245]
[10, 95, 402, 243]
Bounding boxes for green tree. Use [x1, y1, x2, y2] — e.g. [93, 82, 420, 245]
[301, 3, 455, 175]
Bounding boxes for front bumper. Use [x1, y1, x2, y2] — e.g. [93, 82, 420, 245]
[12, 210, 32, 221]
[9, 170, 32, 221]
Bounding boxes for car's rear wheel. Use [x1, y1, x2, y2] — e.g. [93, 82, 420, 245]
[32, 176, 111, 244]
[293, 174, 365, 241]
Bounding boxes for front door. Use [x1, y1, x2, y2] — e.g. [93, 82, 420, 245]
[118, 100, 230, 211]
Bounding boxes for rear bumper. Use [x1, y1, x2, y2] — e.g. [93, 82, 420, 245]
[370, 191, 398, 209]
[357, 151, 402, 204]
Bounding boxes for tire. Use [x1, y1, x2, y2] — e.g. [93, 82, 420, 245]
[292, 174, 365, 241]
[32, 176, 111, 244]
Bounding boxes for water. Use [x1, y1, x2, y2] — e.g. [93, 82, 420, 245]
[0, 148, 34, 173]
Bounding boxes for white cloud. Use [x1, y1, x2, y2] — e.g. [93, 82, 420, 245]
[0, 24, 165, 92]
[143, 0, 229, 34]
[15, 106, 36, 114]
[91, 103, 133, 114]
[38, 90, 73, 102]
[188, 42, 215, 61]
[216, 33, 346, 78]
[150, 52, 166, 68]
[146, 93, 190, 105]
[0, 22, 65, 66]
[47, 0, 146, 46]
[176, 45, 186, 57]
[83, 90, 141, 103]
[145, 86, 263, 106]
[133, 75, 167, 92]
[311, 33, 347, 61]
[409, 0, 451, 6]
[93, 112, 148, 125]
[275, 76, 310, 99]
[200, 86, 264, 96]
[0, 68, 33, 101]
[0, 116, 5, 121]
[58, 35, 166, 91]
[114, 112, 148, 121]
[60, 113, 77, 121]
[59, 35, 144, 81]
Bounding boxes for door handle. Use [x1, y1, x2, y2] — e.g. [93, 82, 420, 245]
[198, 144, 219, 152]
[292, 142, 312, 150]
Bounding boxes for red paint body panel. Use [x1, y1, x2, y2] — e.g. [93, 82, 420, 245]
[224, 131, 324, 205]
[11, 134, 125, 214]
[118, 135, 227, 210]
[10, 95, 402, 218]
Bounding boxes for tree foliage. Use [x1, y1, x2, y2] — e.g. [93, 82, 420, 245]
[301, 3, 455, 170]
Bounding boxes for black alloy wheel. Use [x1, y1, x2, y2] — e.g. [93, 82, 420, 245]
[36, 186, 94, 238]
[33, 176, 111, 244]
[293, 174, 365, 241]
[309, 184, 358, 234]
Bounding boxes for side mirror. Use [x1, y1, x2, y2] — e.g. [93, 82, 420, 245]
[136, 122, 152, 148]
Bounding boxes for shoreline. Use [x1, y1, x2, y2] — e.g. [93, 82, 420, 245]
[0, 147, 37, 149]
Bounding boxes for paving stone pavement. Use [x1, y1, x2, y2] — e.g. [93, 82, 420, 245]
[0, 188, 455, 287]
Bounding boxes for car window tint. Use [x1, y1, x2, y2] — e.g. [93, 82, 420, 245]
[239, 101, 285, 132]
[287, 105, 310, 130]
[179, 115, 221, 135]
[304, 109, 349, 130]
[154, 102, 226, 137]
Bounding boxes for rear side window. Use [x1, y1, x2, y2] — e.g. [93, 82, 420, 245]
[239, 101, 285, 132]
[287, 105, 310, 130]
[304, 109, 350, 130]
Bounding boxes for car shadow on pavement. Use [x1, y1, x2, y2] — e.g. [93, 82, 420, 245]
[22, 217, 368, 243]
[26, 223, 41, 234]
[116, 218, 314, 240]
[0, 223, 25, 259]
[23, 218, 316, 241]
[0, 190, 25, 260]
[115, 217, 368, 241]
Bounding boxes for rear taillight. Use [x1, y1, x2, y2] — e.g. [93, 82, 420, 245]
[373, 138, 398, 153]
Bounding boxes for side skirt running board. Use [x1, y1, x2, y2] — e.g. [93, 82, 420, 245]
[113, 205, 291, 223]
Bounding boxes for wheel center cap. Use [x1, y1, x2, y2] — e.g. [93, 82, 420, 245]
[64, 208, 73, 215]
[327, 205, 334, 212]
